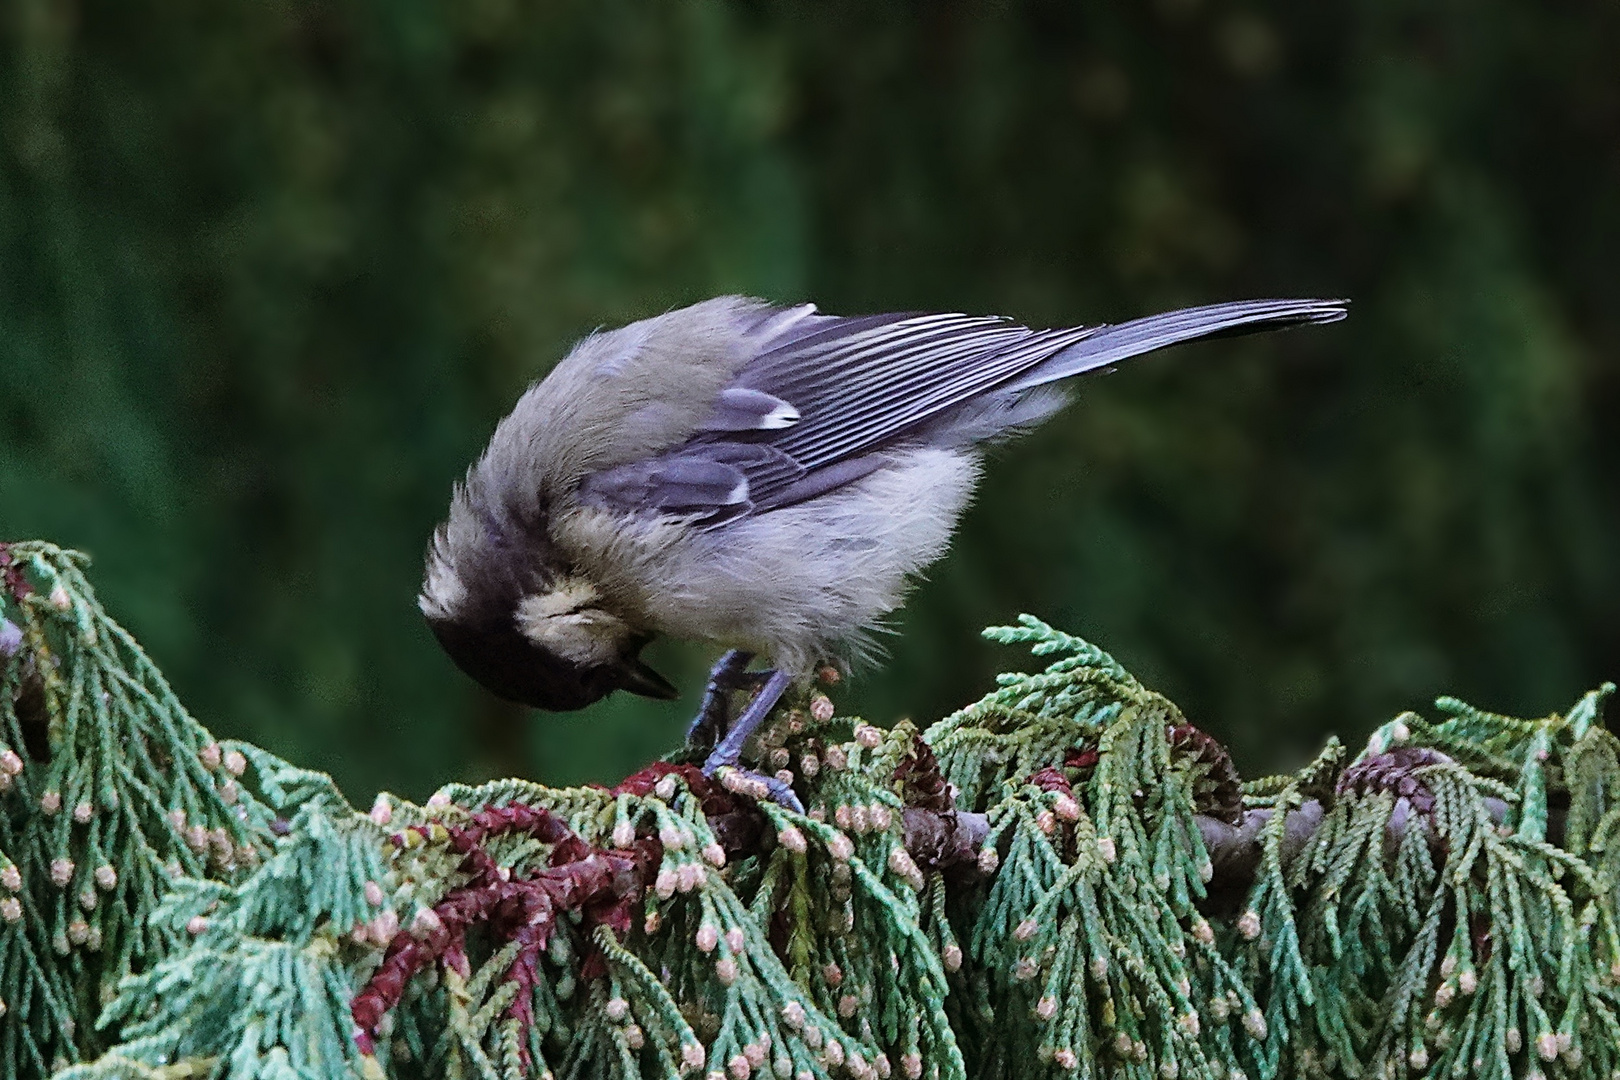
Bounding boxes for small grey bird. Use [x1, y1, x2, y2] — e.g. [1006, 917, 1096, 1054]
[421, 296, 1346, 802]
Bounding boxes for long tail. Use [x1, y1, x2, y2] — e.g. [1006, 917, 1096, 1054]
[1003, 298, 1349, 393]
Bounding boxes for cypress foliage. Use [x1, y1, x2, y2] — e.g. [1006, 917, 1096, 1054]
[3, 542, 1616, 1080]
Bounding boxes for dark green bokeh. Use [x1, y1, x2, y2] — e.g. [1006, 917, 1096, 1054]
[2, 2, 1615, 804]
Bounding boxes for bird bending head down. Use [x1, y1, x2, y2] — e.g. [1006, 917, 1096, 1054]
[421, 295, 1346, 798]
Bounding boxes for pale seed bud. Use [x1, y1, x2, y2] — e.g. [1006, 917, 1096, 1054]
[1243, 1008, 1267, 1040]
[605, 996, 629, 1022]
[1237, 910, 1262, 940]
[655, 774, 680, 801]
[828, 833, 854, 861]
[1178, 1011, 1201, 1037]
[1014, 918, 1039, 941]
[40, 791, 61, 815]
[824, 746, 847, 771]
[1536, 1032, 1558, 1062]
[902, 1053, 923, 1079]
[1095, 836, 1116, 863]
[49, 858, 74, 887]
[824, 1040, 844, 1067]
[977, 848, 1000, 874]
[823, 961, 843, 987]
[1408, 1047, 1428, 1071]
[729, 1055, 751, 1080]
[855, 723, 882, 749]
[369, 796, 392, 826]
[50, 584, 71, 611]
[624, 1024, 644, 1050]
[1013, 956, 1039, 981]
[726, 927, 746, 953]
[696, 923, 720, 953]
[660, 824, 687, 851]
[1053, 1049, 1077, 1070]
[703, 842, 727, 868]
[72, 801, 94, 823]
[1, 865, 20, 891]
[778, 825, 807, 854]
[77, 889, 96, 912]
[1458, 969, 1477, 995]
[1036, 810, 1056, 835]
[1505, 1028, 1521, 1054]
[1035, 995, 1058, 1020]
[410, 907, 445, 940]
[612, 820, 636, 848]
[1089, 955, 1108, 980]
[839, 994, 858, 1018]
[1053, 794, 1080, 821]
[677, 862, 706, 892]
[0, 897, 21, 922]
[1192, 917, 1214, 945]
[186, 915, 209, 935]
[781, 1001, 806, 1030]
[682, 1043, 706, 1069]
[654, 869, 678, 899]
[870, 804, 893, 831]
[67, 919, 89, 945]
[942, 944, 963, 972]
[200, 742, 223, 769]
[223, 749, 246, 777]
[809, 696, 835, 722]
[644, 910, 662, 935]
[744, 1041, 767, 1067]
[0, 749, 22, 776]
[370, 909, 399, 945]
[219, 780, 239, 805]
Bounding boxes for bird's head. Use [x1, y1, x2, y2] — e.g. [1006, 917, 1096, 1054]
[419, 509, 679, 711]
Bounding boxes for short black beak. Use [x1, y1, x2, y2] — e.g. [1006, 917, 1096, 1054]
[614, 657, 680, 700]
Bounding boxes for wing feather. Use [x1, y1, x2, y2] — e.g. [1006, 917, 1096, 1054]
[577, 297, 1347, 525]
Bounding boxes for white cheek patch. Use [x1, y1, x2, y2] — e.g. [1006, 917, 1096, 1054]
[520, 578, 603, 619]
[514, 581, 630, 667]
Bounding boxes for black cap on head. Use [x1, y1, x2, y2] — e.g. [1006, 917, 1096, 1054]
[426, 615, 679, 711]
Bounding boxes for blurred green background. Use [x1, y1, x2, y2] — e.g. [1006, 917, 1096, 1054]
[2, 2, 1615, 804]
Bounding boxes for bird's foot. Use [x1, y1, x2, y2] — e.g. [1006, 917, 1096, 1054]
[700, 668, 800, 810]
[685, 649, 764, 754]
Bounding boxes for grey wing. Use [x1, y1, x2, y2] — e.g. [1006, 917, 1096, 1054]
[577, 297, 1348, 525]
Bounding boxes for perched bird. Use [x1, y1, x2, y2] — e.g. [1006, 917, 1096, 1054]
[422, 296, 1346, 802]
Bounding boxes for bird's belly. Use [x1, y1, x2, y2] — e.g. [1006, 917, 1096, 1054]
[591, 446, 983, 676]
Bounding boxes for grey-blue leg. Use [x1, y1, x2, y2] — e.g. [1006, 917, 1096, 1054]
[686, 649, 756, 752]
[702, 668, 801, 810]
